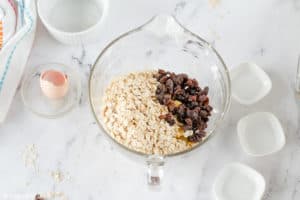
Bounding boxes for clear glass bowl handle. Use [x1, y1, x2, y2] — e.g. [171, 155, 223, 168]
[144, 14, 184, 37]
[146, 155, 165, 186]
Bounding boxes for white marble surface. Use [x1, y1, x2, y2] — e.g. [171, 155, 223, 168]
[1, 0, 300, 199]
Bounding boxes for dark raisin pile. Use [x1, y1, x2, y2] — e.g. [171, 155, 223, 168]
[154, 69, 213, 142]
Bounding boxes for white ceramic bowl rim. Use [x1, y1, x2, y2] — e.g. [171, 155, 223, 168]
[88, 14, 232, 157]
[37, 0, 109, 35]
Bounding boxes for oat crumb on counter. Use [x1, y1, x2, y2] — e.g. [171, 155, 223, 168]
[22, 144, 39, 170]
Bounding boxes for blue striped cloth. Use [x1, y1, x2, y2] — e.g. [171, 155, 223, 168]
[0, 0, 36, 122]
[0, 0, 34, 92]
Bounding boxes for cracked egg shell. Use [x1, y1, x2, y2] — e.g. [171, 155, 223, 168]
[40, 70, 69, 99]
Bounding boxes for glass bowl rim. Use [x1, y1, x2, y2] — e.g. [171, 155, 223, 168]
[88, 14, 231, 157]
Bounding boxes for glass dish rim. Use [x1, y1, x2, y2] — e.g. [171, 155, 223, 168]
[88, 14, 232, 157]
[21, 62, 82, 119]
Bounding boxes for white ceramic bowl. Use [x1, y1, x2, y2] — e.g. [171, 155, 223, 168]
[37, 0, 109, 45]
[231, 62, 272, 105]
[237, 112, 285, 156]
[213, 163, 265, 200]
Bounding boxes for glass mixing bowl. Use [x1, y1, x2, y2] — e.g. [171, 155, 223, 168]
[89, 14, 231, 185]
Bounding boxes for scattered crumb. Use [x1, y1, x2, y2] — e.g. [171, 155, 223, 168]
[41, 191, 68, 200]
[209, 0, 220, 8]
[51, 170, 65, 183]
[50, 170, 72, 183]
[22, 144, 38, 170]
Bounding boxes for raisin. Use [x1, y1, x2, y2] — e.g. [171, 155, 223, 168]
[166, 79, 174, 93]
[194, 130, 206, 138]
[175, 94, 186, 102]
[155, 69, 167, 80]
[177, 115, 185, 123]
[195, 129, 205, 135]
[193, 106, 201, 113]
[189, 88, 197, 95]
[186, 109, 198, 120]
[200, 86, 209, 95]
[202, 117, 209, 123]
[186, 101, 198, 109]
[193, 131, 205, 141]
[170, 72, 176, 82]
[159, 75, 169, 84]
[206, 105, 213, 112]
[188, 95, 197, 102]
[187, 134, 202, 142]
[166, 118, 175, 126]
[174, 73, 188, 85]
[174, 88, 185, 101]
[174, 85, 181, 92]
[183, 124, 193, 131]
[156, 93, 165, 104]
[158, 69, 166, 75]
[177, 104, 186, 116]
[198, 95, 208, 103]
[186, 79, 194, 87]
[156, 84, 167, 94]
[199, 110, 208, 118]
[185, 118, 193, 126]
[162, 94, 172, 105]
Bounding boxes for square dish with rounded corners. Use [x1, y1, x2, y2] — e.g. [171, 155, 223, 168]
[213, 163, 265, 200]
[231, 62, 272, 105]
[237, 112, 285, 156]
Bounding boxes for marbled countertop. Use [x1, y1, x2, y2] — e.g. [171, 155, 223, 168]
[1, 0, 300, 199]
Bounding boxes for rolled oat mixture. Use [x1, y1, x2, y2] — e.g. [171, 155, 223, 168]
[101, 70, 212, 155]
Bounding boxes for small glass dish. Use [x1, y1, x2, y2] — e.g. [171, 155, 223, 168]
[21, 63, 81, 118]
